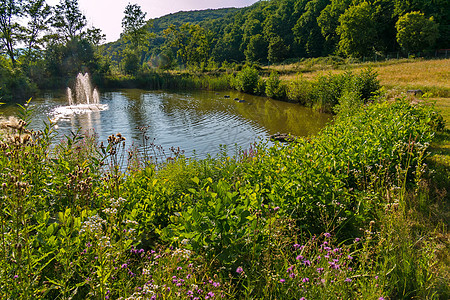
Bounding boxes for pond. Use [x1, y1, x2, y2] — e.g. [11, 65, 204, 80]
[1, 89, 332, 158]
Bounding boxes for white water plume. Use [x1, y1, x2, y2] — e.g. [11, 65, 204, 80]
[51, 73, 108, 123]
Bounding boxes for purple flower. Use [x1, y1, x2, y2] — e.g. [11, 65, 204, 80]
[303, 260, 311, 266]
[13, 275, 18, 279]
[236, 267, 243, 274]
[347, 255, 353, 260]
[345, 278, 352, 282]
[177, 266, 182, 270]
[324, 232, 331, 238]
[378, 297, 385, 300]
[208, 292, 215, 297]
[289, 273, 296, 279]
[280, 278, 285, 283]
[121, 263, 128, 269]
[273, 206, 280, 212]
[213, 282, 220, 287]
[294, 243, 301, 249]
[316, 268, 324, 273]
[187, 290, 194, 296]
[296, 255, 304, 260]
[302, 277, 309, 283]
[354, 238, 360, 243]
[300, 298, 307, 300]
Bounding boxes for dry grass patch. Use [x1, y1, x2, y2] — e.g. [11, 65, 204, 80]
[276, 58, 450, 96]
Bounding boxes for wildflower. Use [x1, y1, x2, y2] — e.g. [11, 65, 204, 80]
[302, 278, 309, 283]
[348, 255, 353, 260]
[354, 238, 360, 243]
[289, 273, 296, 279]
[236, 267, 243, 274]
[177, 266, 183, 270]
[316, 268, 324, 274]
[121, 263, 128, 269]
[280, 278, 285, 283]
[300, 298, 307, 300]
[213, 282, 220, 287]
[324, 232, 331, 238]
[378, 297, 385, 300]
[303, 260, 311, 266]
[345, 278, 352, 282]
[273, 206, 280, 212]
[13, 275, 18, 279]
[293, 243, 303, 250]
[296, 255, 304, 260]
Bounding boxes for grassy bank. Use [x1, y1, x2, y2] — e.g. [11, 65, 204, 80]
[273, 58, 450, 98]
[1, 96, 448, 299]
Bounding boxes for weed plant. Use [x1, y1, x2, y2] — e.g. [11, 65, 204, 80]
[0, 96, 448, 299]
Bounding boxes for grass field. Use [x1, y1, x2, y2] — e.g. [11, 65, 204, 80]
[269, 58, 450, 98]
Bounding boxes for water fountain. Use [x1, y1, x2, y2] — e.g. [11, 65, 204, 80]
[51, 73, 108, 122]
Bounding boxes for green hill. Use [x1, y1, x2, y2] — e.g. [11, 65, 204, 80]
[102, 7, 239, 63]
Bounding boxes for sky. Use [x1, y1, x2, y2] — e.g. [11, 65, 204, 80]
[47, 0, 260, 43]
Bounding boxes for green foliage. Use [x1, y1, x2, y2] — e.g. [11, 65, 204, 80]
[121, 49, 140, 75]
[50, 0, 87, 42]
[232, 66, 260, 94]
[164, 23, 214, 69]
[396, 11, 440, 53]
[1, 98, 448, 298]
[265, 71, 286, 99]
[0, 57, 37, 101]
[121, 3, 152, 53]
[337, 2, 377, 57]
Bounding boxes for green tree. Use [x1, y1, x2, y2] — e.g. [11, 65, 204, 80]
[244, 34, 267, 63]
[337, 2, 377, 57]
[317, 0, 352, 54]
[267, 35, 289, 63]
[50, 0, 87, 42]
[121, 3, 151, 50]
[164, 23, 214, 68]
[0, 0, 24, 67]
[293, 0, 330, 57]
[396, 11, 439, 53]
[22, 0, 52, 62]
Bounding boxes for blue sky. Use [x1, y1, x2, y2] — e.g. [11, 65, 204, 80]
[47, 0, 259, 42]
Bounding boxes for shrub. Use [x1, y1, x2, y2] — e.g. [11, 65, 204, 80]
[265, 71, 286, 99]
[286, 75, 312, 105]
[233, 66, 259, 94]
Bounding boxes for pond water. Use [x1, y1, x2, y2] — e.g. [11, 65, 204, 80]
[1, 89, 332, 158]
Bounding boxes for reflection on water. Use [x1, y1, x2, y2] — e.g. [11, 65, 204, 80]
[1, 90, 332, 158]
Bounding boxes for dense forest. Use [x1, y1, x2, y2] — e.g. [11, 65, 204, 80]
[0, 0, 449, 100]
[104, 0, 449, 68]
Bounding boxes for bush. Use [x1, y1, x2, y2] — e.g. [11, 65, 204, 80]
[286, 75, 312, 105]
[233, 66, 259, 94]
[265, 71, 286, 99]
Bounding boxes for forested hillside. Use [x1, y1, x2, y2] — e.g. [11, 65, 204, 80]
[102, 8, 239, 65]
[103, 0, 449, 68]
